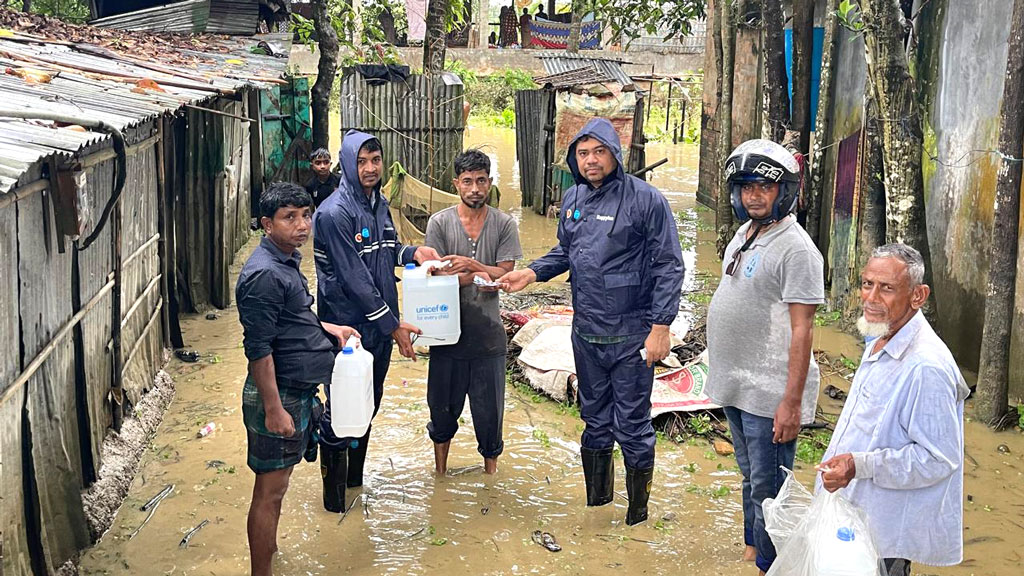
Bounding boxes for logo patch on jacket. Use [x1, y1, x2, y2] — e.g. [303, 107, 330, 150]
[355, 233, 363, 242]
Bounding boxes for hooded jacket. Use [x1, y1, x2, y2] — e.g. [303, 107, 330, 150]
[313, 130, 417, 338]
[529, 118, 684, 337]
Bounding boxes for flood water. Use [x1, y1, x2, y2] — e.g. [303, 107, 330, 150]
[80, 126, 1024, 575]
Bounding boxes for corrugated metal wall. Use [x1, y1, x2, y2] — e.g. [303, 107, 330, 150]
[515, 88, 647, 215]
[514, 89, 554, 214]
[0, 98, 257, 573]
[338, 71, 465, 193]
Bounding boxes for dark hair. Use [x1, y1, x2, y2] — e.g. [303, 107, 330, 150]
[310, 147, 331, 162]
[260, 182, 311, 220]
[454, 149, 491, 177]
[359, 138, 382, 154]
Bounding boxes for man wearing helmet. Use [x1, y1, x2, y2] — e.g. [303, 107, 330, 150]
[706, 139, 825, 574]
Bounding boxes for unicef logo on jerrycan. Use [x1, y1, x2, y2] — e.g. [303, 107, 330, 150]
[403, 261, 461, 346]
[416, 303, 450, 317]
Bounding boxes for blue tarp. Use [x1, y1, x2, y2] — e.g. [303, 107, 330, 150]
[784, 27, 825, 130]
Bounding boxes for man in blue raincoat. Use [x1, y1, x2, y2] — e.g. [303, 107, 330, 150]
[499, 118, 684, 525]
[313, 130, 440, 512]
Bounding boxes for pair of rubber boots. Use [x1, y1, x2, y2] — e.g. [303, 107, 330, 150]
[581, 446, 653, 526]
[320, 437, 370, 513]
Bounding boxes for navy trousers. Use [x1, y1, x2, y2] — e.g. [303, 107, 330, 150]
[320, 324, 393, 450]
[571, 331, 656, 469]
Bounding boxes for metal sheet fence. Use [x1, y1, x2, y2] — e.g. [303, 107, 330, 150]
[338, 71, 465, 193]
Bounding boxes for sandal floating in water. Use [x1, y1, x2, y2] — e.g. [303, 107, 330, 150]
[531, 530, 561, 552]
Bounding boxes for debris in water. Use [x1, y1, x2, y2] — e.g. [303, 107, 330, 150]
[661, 512, 677, 522]
[337, 496, 359, 525]
[998, 444, 1011, 454]
[205, 313, 219, 320]
[713, 439, 734, 456]
[449, 464, 483, 476]
[205, 460, 227, 470]
[196, 422, 216, 438]
[824, 384, 847, 400]
[531, 530, 561, 552]
[481, 507, 490, 515]
[175, 349, 200, 363]
[140, 484, 174, 512]
[179, 519, 209, 548]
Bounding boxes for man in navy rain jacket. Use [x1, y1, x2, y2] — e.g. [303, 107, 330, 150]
[312, 130, 440, 511]
[499, 118, 684, 525]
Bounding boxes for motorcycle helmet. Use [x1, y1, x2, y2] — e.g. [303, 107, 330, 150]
[724, 139, 802, 224]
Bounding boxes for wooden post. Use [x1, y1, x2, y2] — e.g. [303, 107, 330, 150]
[111, 156, 124, 432]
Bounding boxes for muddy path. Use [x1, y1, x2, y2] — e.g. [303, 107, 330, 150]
[80, 129, 1024, 575]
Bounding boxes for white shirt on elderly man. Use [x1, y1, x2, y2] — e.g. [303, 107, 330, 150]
[818, 310, 969, 566]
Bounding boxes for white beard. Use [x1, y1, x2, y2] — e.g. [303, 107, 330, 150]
[856, 316, 890, 339]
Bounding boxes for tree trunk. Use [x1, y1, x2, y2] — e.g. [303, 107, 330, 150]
[697, 0, 725, 212]
[762, 0, 790, 142]
[860, 0, 935, 314]
[716, 0, 737, 257]
[807, 0, 839, 247]
[850, 80, 888, 319]
[310, 0, 339, 150]
[567, 0, 583, 53]
[791, 0, 814, 153]
[23, 0, 32, 12]
[423, 0, 449, 73]
[977, 0, 1024, 427]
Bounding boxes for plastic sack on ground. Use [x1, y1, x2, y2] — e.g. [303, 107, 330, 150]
[763, 467, 814, 550]
[766, 479, 885, 576]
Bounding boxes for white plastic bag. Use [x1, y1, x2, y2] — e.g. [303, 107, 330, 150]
[763, 467, 814, 550]
[766, 479, 885, 576]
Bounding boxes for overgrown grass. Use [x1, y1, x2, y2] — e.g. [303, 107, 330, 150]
[447, 60, 537, 129]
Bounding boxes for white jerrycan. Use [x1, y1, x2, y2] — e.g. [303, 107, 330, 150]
[401, 260, 461, 346]
[329, 337, 374, 438]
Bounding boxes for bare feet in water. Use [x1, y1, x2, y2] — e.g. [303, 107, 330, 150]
[743, 545, 757, 562]
[484, 457, 498, 474]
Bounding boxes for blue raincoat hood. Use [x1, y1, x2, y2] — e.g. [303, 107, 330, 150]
[338, 129, 382, 196]
[566, 118, 625, 187]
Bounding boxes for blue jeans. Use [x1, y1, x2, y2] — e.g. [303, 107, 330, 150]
[723, 406, 796, 573]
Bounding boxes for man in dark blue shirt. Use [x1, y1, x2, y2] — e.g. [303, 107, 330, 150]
[304, 147, 341, 209]
[237, 183, 357, 576]
[313, 130, 440, 509]
[499, 118, 684, 525]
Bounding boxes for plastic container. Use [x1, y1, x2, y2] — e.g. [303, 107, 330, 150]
[329, 338, 374, 438]
[814, 525, 880, 576]
[196, 422, 216, 438]
[402, 261, 461, 346]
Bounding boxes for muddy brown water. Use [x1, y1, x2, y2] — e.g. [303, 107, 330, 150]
[80, 127, 1024, 575]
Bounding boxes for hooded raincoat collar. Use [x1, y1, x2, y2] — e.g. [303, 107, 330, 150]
[566, 118, 625, 190]
[339, 129, 383, 207]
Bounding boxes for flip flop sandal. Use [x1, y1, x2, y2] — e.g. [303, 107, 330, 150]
[532, 530, 562, 552]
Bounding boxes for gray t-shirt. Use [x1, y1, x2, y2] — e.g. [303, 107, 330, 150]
[705, 216, 825, 424]
[424, 206, 522, 359]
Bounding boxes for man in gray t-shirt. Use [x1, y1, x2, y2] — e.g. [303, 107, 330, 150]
[706, 139, 824, 573]
[424, 150, 522, 475]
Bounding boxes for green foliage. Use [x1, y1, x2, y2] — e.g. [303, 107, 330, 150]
[588, 0, 705, 46]
[532, 428, 551, 448]
[8, 0, 90, 22]
[1017, 404, 1024, 430]
[837, 0, 865, 32]
[795, 429, 833, 465]
[814, 310, 842, 327]
[839, 355, 859, 371]
[687, 413, 713, 436]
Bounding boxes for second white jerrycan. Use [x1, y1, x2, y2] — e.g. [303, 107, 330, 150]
[329, 337, 374, 438]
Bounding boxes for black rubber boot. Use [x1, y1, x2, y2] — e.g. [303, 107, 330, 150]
[346, 429, 370, 488]
[320, 443, 348, 513]
[625, 466, 654, 525]
[580, 446, 614, 506]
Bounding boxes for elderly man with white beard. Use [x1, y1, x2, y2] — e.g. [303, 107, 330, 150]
[818, 243, 968, 576]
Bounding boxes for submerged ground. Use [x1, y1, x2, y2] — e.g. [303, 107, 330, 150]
[79, 128, 1024, 576]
